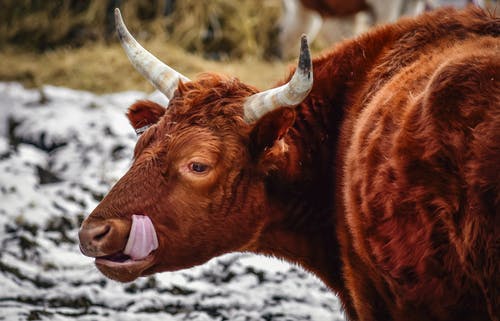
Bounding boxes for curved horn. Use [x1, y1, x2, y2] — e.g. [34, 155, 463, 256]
[243, 35, 313, 123]
[114, 8, 189, 99]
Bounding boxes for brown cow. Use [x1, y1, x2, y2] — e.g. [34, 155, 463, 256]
[79, 6, 499, 321]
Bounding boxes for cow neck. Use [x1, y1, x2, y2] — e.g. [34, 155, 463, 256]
[254, 104, 343, 292]
[254, 27, 397, 294]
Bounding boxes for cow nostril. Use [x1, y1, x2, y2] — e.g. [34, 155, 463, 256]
[79, 223, 112, 246]
[94, 224, 111, 241]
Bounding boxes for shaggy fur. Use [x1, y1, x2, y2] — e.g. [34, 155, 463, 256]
[80, 6, 499, 321]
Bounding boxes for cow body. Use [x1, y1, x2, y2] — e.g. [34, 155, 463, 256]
[337, 12, 499, 319]
[80, 6, 499, 321]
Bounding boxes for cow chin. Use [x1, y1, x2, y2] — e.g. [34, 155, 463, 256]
[95, 254, 155, 283]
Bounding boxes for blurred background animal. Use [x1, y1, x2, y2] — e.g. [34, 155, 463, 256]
[278, 0, 489, 58]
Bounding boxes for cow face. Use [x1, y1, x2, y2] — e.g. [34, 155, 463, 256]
[79, 75, 302, 282]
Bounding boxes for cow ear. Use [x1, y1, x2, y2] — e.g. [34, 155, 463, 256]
[126, 100, 166, 133]
[249, 107, 296, 165]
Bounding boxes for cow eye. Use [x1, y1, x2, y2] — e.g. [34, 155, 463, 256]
[189, 162, 209, 173]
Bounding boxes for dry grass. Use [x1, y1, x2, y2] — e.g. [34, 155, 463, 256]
[0, 1, 110, 50]
[0, 39, 293, 94]
[1, 0, 282, 58]
[0, 0, 293, 93]
[163, 0, 282, 59]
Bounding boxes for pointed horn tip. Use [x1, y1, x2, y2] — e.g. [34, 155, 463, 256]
[300, 34, 308, 48]
[298, 35, 312, 75]
[114, 8, 121, 21]
[114, 8, 128, 42]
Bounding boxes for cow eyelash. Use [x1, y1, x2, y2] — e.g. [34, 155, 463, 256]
[189, 162, 209, 174]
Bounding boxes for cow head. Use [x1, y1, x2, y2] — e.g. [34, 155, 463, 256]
[78, 9, 312, 282]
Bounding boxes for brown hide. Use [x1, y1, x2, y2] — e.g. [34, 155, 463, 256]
[79, 6, 499, 321]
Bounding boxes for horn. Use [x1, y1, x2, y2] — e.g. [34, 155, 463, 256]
[114, 8, 190, 99]
[243, 35, 313, 123]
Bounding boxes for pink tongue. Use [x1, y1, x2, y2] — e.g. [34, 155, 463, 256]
[123, 215, 159, 260]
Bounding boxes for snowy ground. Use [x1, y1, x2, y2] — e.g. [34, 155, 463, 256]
[0, 82, 343, 321]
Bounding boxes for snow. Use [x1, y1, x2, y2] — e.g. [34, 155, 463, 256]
[0, 82, 343, 320]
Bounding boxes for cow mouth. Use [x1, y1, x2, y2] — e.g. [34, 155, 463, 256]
[95, 250, 156, 282]
[96, 251, 136, 264]
[95, 215, 158, 269]
[95, 251, 154, 268]
[100, 251, 131, 263]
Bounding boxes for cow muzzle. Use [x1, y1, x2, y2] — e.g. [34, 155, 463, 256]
[79, 215, 160, 282]
[79, 215, 158, 259]
[79, 217, 130, 257]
